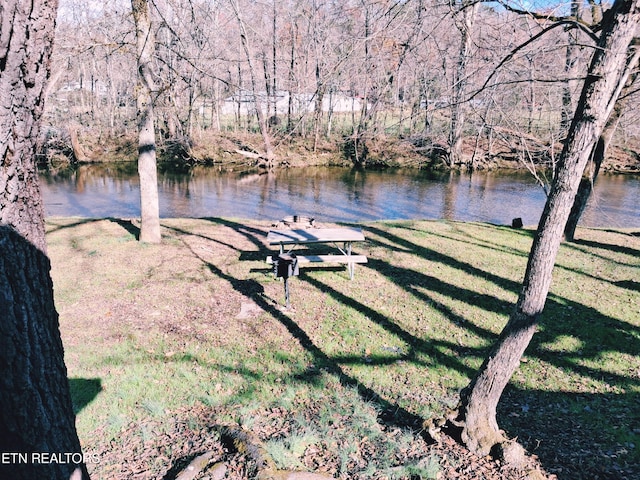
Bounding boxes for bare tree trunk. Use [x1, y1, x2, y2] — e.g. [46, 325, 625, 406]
[271, 0, 278, 120]
[286, 20, 296, 133]
[455, 0, 640, 457]
[564, 71, 637, 241]
[0, 227, 89, 480]
[262, 54, 272, 120]
[448, 2, 478, 167]
[309, 0, 331, 147]
[560, 1, 585, 131]
[313, 79, 325, 152]
[68, 125, 89, 163]
[229, 0, 275, 165]
[132, 0, 161, 244]
[1, 3, 55, 252]
[563, 110, 617, 241]
[0, 1, 89, 478]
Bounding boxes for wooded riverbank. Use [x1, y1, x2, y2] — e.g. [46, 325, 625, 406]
[40, 129, 640, 174]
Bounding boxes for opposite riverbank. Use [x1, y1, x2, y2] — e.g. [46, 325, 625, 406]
[49, 217, 639, 479]
[41, 130, 640, 174]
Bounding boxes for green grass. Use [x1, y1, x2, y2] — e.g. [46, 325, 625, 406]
[47, 217, 640, 477]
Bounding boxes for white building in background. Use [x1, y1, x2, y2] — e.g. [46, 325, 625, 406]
[58, 80, 109, 95]
[217, 90, 369, 116]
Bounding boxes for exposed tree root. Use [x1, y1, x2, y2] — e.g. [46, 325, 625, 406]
[425, 404, 529, 471]
[217, 425, 276, 473]
[174, 451, 223, 480]
[173, 424, 334, 480]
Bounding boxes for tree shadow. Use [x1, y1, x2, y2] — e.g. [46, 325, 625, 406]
[166, 217, 268, 261]
[68, 377, 102, 414]
[499, 388, 639, 479]
[45, 217, 103, 234]
[108, 217, 140, 240]
[164, 220, 428, 433]
[363, 224, 523, 294]
[614, 279, 640, 292]
[358, 224, 639, 477]
[571, 237, 639, 261]
[299, 268, 482, 378]
[365, 223, 639, 375]
[46, 217, 141, 240]
[164, 218, 638, 477]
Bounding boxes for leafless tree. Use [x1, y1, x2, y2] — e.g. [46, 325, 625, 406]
[132, 0, 161, 243]
[449, 0, 640, 459]
[42, 0, 640, 175]
[564, 70, 638, 240]
[227, 0, 276, 165]
[448, 1, 479, 167]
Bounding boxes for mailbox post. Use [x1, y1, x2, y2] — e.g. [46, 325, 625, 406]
[272, 253, 299, 308]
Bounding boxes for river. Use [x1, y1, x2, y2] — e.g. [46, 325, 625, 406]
[39, 164, 640, 228]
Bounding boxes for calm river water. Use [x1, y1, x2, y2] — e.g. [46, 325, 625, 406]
[39, 164, 640, 228]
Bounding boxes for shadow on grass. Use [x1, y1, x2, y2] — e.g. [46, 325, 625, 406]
[166, 218, 639, 478]
[363, 224, 640, 385]
[46, 217, 141, 240]
[69, 377, 102, 414]
[166, 220, 426, 431]
[165, 217, 267, 262]
[614, 279, 640, 292]
[45, 217, 103, 234]
[108, 218, 140, 240]
[566, 237, 639, 267]
[360, 223, 639, 477]
[498, 388, 640, 479]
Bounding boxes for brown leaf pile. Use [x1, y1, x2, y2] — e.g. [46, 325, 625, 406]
[85, 404, 552, 480]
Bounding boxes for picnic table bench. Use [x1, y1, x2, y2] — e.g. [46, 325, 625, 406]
[266, 227, 367, 280]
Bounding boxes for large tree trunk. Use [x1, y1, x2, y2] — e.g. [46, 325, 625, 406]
[563, 69, 637, 241]
[132, 0, 161, 244]
[0, 1, 55, 252]
[563, 110, 617, 241]
[0, 1, 89, 478]
[0, 227, 88, 480]
[456, 0, 640, 457]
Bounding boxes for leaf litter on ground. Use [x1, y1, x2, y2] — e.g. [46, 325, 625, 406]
[47, 217, 639, 479]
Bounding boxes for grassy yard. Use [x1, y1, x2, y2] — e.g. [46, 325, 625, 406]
[46, 218, 639, 479]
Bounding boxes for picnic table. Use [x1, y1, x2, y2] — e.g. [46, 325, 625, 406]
[266, 227, 367, 280]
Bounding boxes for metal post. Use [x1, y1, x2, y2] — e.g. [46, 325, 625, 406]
[274, 253, 298, 309]
[346, 241, 354, 280]
[284, 277, 290, 309]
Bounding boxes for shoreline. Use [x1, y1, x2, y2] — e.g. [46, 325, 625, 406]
[41, 130, 640, 175]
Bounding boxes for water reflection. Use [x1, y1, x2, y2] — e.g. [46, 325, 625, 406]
[39, 164, 640, 228]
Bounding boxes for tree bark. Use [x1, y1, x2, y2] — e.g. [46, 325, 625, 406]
[560, 1, 585, 132]
[563, 111, 615, 241]
[563, 69, 638, 241]
[0, 1, 89, 478]
[448, 2, 478, 167]
[0, 227, 89, 479]
[132, 0, 161, 244]
[456, 0, 640, 457]
[0, 0, 58, 253]
[229, 0, 275, 165]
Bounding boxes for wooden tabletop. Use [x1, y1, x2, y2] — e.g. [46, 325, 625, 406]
[267, 227, 365, 245]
